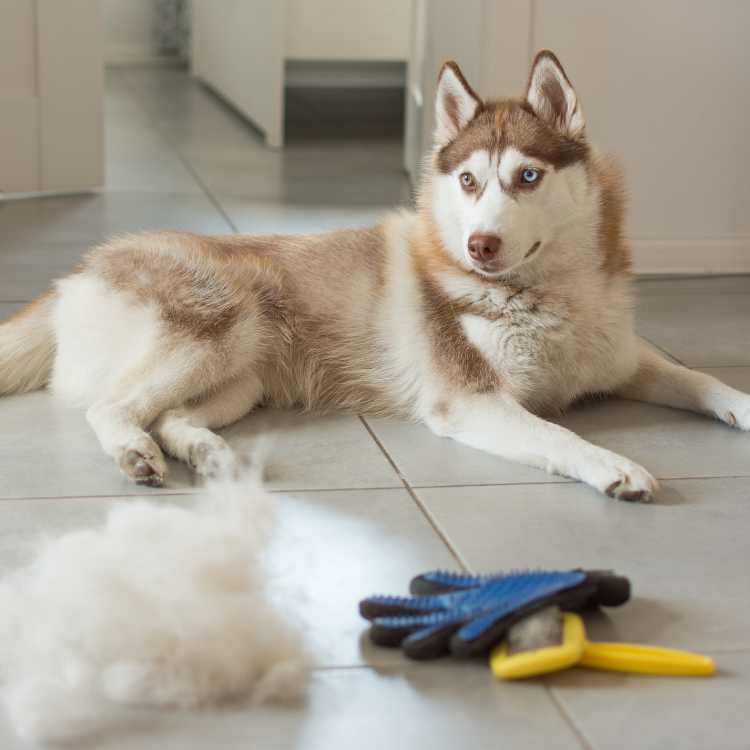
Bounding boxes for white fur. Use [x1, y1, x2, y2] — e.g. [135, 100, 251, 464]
[425, 390, 658, 499]
[51, 274, 163, 407]
[497, 146, 526, 186]
[378, 212, 443, 417]
[431, 144, 595, 278]
[0, 474, 310, 745]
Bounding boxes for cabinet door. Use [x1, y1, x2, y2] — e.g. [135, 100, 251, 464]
[0, 0, 103, 196]
[36, 0, 104, 192]
[0, 0, 40, 193]
[192, 0, 286, 148]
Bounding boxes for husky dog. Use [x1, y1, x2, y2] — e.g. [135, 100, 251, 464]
[1, 51, 748, 500]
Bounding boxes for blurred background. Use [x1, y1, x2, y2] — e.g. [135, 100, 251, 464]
[1, 0, 749, 275]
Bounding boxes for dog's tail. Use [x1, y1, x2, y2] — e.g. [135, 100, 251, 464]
[0, 290, 56, 395]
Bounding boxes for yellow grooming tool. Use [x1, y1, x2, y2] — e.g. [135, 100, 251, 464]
[490, 610, 715, 679]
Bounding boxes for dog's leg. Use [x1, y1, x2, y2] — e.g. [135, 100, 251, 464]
[618, 339, 750, 430]
[87, 396, 169, 487]
[86, 348, 225, 486]
[152, 373, 264, 477]
[426, 392, 659, 501]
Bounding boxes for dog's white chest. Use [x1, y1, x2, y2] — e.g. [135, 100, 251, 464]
[457, 283, 634, 411]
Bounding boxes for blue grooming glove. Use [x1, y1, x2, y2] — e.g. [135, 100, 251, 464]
[359, 569, 630, 660]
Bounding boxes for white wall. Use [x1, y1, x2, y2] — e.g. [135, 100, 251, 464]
[101, 0, 159, 64]
[285, 0, 410, 61]
[530, 0, 750, 273]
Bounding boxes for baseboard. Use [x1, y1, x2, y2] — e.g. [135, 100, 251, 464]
[630, 238, 750, 275]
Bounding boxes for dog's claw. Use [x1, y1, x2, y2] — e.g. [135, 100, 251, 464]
[605, 480, 621, 498]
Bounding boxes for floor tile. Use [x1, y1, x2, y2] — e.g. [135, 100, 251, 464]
[417, 477, 750, 651]
[635, 282, 750, 367]
[0, 487, 456, 668]
[103, 101, 223, 196]
[365, 416, 572, 488]
[218, 198, 393, 235]
[0, 240, 88, 300]
[636, 274, 750, 297]
[267, 488, 458, 666]
[0, 391, 196, 499]
[0, 394, 399, 499]
[549, 651, 750, 750]
[558, 378, 750, 481]
[195, 164, 410, 205]
[367, 375, 750, 487]
[104, 158, 202, 196]
[179, 137, 404, 176]
[0, 665, 584, 749]
[699, 366, 750, 387]
[0, 303, 24, 319]
[0, 192, 231, 246]
[221, 410, 401, 491]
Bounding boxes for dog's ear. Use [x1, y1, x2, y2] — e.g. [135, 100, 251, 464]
[526, 50, 585, 140]
[434, 61, 481, 146]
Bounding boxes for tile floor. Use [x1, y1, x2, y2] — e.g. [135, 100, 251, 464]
[0, 66, 749, 749]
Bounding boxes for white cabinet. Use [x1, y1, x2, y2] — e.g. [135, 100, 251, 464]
[0, 0, 104, 196]
[192, 0, 411, 148]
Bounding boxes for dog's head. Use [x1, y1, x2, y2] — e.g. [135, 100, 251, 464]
[428, 51, 594, 277]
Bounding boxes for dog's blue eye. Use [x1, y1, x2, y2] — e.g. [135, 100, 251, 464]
[522, 168, 539, 184]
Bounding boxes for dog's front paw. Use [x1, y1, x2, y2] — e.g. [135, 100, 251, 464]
[716, 397, 750, 431]
[585, 450, 659, 503]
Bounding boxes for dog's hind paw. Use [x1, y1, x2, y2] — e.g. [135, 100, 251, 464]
[188, 435, 236, 478]
[119, 438, 167, 487]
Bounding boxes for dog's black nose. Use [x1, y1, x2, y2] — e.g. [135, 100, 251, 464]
[467, 233, 502, 262]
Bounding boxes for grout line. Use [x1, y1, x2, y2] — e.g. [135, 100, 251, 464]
[7, 471, 749, 503]
[163, 148, 240, 234]
[310, 664, 390, 673]
[0, 490, 200, 503]
[410, 480, 574, 490]
[4, 464, 749, 504]
[409, 473, 750, 490]
[358, 416, 470, 571]
[115, 71, 239, 234]
[546, 686, 596, 750]
[0, 484, 410, 503]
